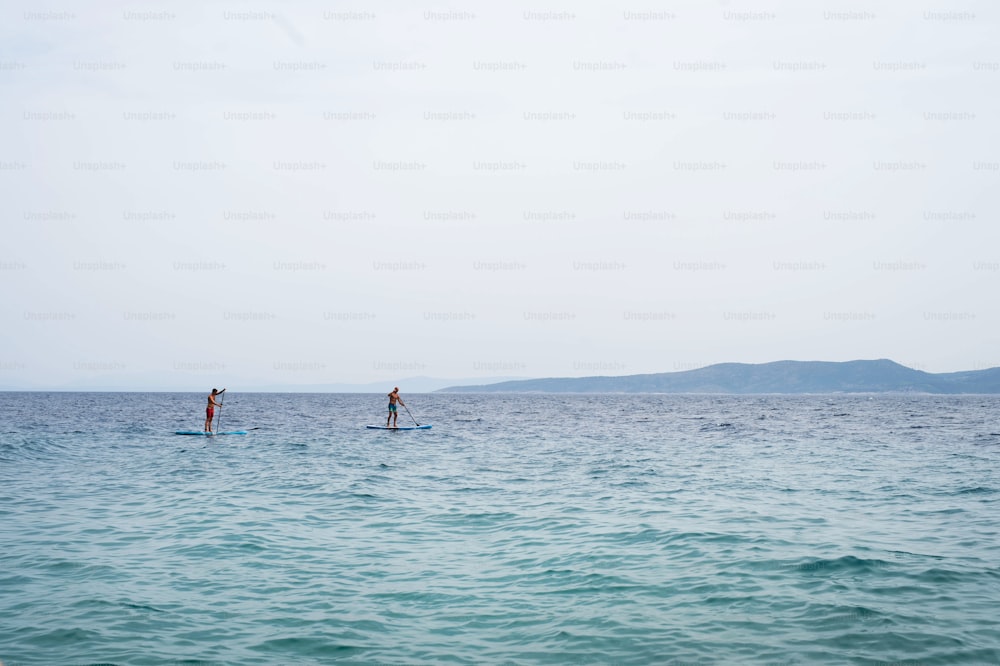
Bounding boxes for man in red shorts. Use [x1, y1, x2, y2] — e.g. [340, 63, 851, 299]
[205, 388, 226, 432]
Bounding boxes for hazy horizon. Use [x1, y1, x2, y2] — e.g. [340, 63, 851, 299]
[3, 358, 998, 393]
[2, 1, 998, 390]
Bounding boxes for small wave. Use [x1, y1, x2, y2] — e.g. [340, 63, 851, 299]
[0, 437, 74, 462]
[121, 601, 165, 613]
[911, 507, 967, 516]
[250, 636, 367, 659]
[30, 626, 105, 647]
[954, 486, 995, 495]
[793, 555, 894, 575]
[0, 573, 35, 586]
[699, 422, 735, 432]
[916, 567, 1000, 584]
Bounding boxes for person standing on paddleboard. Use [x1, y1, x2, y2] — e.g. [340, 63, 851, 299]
[387, 387, 404, 428]
[205, 388, 226, 432]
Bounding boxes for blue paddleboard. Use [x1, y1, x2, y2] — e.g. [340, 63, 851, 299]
[365, 425, 432, 430]
[175, 431, 248, 436]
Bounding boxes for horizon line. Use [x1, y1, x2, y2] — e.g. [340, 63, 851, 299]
[2, 358, 998, 393]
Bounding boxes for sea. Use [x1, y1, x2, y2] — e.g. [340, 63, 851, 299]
[1, 392, 998, 665]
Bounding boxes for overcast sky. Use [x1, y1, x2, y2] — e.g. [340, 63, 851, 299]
[1, 1, 998, 390]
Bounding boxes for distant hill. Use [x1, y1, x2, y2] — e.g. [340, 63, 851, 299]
[437, 360, 1000, 394]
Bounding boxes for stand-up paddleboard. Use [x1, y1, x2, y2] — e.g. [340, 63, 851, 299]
[365, 425, 431, 430]
[175, 430, 248, 436]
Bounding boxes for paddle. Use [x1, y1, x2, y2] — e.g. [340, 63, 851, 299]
[402, 402, 420, 427]
[215, 389, 226, 433]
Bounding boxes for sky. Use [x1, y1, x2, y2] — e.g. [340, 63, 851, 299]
[1, 1, 998, 390]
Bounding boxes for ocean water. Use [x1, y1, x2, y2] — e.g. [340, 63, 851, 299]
[1, 392, 998, 665]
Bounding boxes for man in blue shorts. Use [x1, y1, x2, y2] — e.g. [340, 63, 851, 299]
[387, 387, 404, 427]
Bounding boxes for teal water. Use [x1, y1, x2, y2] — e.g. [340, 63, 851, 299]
[1, 393, 999, 665]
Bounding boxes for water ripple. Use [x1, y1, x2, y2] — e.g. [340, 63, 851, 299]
[1, 393, 999, 664]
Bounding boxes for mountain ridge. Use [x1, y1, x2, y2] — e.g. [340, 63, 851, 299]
[436, 359, 1000, 394]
